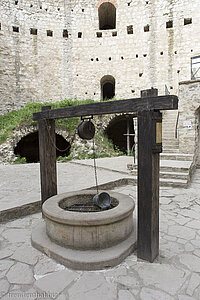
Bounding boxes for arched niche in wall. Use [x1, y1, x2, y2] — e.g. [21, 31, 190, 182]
[105, 114, 136, 154]
[14, 131, 71, 163]
[98, 2, 116, 30]
[100, 75, 115, 100]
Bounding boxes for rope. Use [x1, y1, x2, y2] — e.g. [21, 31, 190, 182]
[93, 138, 99, 194]
[45, 119, 77, 152]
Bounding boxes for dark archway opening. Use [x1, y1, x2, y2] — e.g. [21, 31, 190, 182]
[105, 115, 135, 154]
[98, 2, 116, 30]
[103, 82, 115, 100]
[101, 75, 115, 100]
[14, 132, 71, 163]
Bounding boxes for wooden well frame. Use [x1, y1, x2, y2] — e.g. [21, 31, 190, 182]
[33, 89, 178, 262]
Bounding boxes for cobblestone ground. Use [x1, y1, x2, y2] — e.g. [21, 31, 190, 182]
[0, 170, 200, 300]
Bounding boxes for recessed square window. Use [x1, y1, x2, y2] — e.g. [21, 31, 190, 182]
[144, 25, 150, 32]
[78, 32, 82, 38]
[15, 0, 18, 4]
[30, 28, 37, 35]
[112, 31, 117, 37]
[13, 26, 19, 33]
[47, 30, 53, 37]
[63, 29, 68, 38]
[184, 18, 192, 25]
[96, 32, 102, 38]
[127, 25, 133, 34]
[166, 20, 173, 28]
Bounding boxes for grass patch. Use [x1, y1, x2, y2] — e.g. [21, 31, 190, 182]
[1, 98, 127, 163]
[0, 99, 97, 144]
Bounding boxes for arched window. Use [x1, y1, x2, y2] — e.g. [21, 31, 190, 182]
[98, 2, 116, 30]
[100, 75, 115, 100]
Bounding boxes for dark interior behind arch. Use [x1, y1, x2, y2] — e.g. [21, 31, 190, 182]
[14, 131, 71, 163]
[98, 2, 116, 30]
[101, 75, 115, 100]
[105, 115, 135, 154]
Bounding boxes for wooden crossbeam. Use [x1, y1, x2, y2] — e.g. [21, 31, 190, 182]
[33, 95, 178, 121]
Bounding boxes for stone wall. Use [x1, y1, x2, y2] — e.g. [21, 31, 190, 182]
[178, 80, 200, 165]
[0, 0, 199, 114]
[0, 0, 73, 114]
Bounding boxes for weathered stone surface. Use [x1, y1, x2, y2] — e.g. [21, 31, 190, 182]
[185, 220, 200, 230]
[0, 260, 14, 272]
[140, 287, 174, 300]
[160, 241, 185, 258]
[179, 254, 200, 272]
[6, 262, 33, 284]
[164, 235, 177, 242]
[186, 273, 200, 296]
[191, 240, 200, 247]
[34, 256, 65, 276]
[168, 225, 195, 240]
[118, 290, 136, 300]
[160, 198, 172, 205]
[34, 270, 78, 294]
[68, 273, 117, 300]
[115, 275, 139, 288]
[0, 279, 9, 296]
[2, 229, 30, 243]
[104, 266, 127, 278]
[179, 210, 199, 220]
[137, 264, 187, 295]
[184, 243, 194, 252]
[178, 295, 196, 300]
[56, 294, 67, 300]
[175, 216, 191, 226]
[0, 271, 7, 280]
[11, 245, 40, 265]
[0, 0, 197, 117]
[6, 217, 31, 229]
[0, 249, 13, 260]
[193, 250, 200, 257]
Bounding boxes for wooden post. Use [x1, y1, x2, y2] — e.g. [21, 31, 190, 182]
[38, 106, 57, 205]
[126, 116, 130, 154]
[137, 88, 160, 262]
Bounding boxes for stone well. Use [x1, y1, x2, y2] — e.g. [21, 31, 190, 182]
[31, 190, 136, 270]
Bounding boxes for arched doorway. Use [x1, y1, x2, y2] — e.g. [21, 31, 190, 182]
[98, 2, 116, 30]
[14, 131, 71, 163]
[105, 115, 135, 154]
[101, 75, 115, 100]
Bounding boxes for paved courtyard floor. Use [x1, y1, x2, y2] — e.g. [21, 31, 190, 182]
[0, 158, 200, 299]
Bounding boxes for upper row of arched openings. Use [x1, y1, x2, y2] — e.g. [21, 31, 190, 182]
[98, 2, 116, 30]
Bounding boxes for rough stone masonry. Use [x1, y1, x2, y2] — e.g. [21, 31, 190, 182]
[0, 0, 200, 113]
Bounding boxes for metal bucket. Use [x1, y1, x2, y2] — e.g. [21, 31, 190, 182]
[93, 192, 111, 209]
[77, 120, 95, 140]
